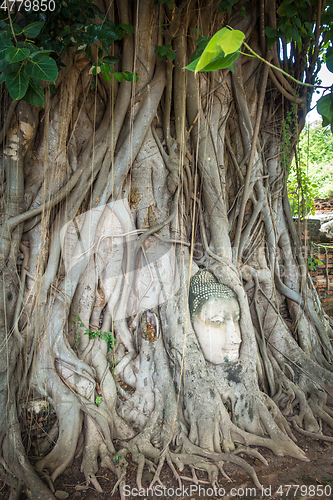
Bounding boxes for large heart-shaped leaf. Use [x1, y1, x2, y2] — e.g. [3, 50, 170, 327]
[0, 58, 8, 72]
[201, 49, 241, 71]
[5, 46, 30, 63]
[195, 28, 229, 73]
[23, 78, 45, 107]
[5, 70, 29, 100]
[317, 93, 333, 131]
[22, 21, 44, 39]
[6, 24, 22, 38]
[215, 28, 245, 55]
[24, 56, 58, 82]
[195, 28, 244, 73]
[0, 39, 13, 60]
[185, 48, 240, 72]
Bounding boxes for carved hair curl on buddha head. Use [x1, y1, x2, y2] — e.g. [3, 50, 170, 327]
[189, 270, 241, 364]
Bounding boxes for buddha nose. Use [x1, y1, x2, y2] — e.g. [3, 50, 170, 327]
[226, 320, 241, 344]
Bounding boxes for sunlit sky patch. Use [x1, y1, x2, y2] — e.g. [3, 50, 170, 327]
[307, 65, 333, 122]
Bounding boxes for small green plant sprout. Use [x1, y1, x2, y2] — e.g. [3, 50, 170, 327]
[73, 313, 84, 328]
[95, 396, 102, 405]
[308, 256, 324, 271]
[113, 452, 120, 464]
[73, 315, 116, 353]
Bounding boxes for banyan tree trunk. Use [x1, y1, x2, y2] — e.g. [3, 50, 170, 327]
[0, 0, 331, 498]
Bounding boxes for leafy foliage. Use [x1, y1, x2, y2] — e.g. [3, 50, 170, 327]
[155, 44, 175, 61]
[73, 314, 116, 354]
[288, 162, 317, 218]
[0, 20, 56, 105]
[289, 123, 333, 199]
[308, 255, 324, 271]
[90, 59, 138, 87]
[0, 0, 135, 106]
[288, 123, 333, 216]
[263, 0, 333, 130]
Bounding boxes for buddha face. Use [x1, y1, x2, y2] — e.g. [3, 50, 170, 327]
[191, 296, 241, 364]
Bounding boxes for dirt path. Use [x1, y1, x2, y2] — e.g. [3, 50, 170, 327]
[1, 425, 333, 500]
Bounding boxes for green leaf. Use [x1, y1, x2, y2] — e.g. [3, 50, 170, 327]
[267, 37, 277, 50]
[29, 50, 52, 59]
[0, 39, 13, 60]
[99, 63, 107, 75]
[304, 22, 313, 35]
[286, 25, 300, 43]
[167, 49, 175, 61]
[0, 58, 8, 72]
[277, 3, 286, 15]
[113, 72, 123, 82]
[102, 55, 119, 64]
[217, 0, 238, 15]
[201, 49, 241, 71]
[186, 49, 241, 72]
[326, 54, 333, 73]
[0, 31, 10, 40]
[118, 23, 133, 36]
[190, 36, 209, 62]
[185, 57, 200, 71]
[5, 70, 29, 100]
[23, 78, 45, 107]
[5, 47, 30, 63]
[22, 21, 44, 39]
[239, 6, 247, 20]
[6, 24, 22, 38]
[103, 72, 112, 82]
[195, 28, 244, 73]
[156, 45, 167, 57]
[123, 71, 134, 81]
[24, 56, 58, 82]
[286, 4, 297, 17]
[265, 26, 277, 38]
[317, 93, 333, 126]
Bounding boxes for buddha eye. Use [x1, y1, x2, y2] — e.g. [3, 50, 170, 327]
[212, 319, 224, 326]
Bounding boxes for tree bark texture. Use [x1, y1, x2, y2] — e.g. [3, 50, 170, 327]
[0, 0, 331, 498]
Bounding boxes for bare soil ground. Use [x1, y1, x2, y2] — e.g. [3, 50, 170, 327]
[1, 424, 333, 500]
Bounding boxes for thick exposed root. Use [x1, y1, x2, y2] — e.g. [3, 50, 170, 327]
[292, 422, 333, 442]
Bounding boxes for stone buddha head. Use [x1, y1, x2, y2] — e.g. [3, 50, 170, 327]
[189, 270, 241, 364]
